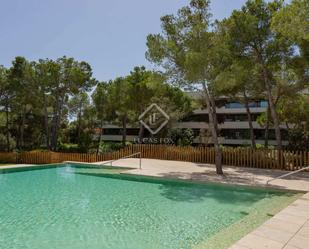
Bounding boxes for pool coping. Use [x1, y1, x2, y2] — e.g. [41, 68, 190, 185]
[1, 162, 309, 249]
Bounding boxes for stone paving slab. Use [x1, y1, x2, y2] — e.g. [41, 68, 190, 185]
[236, 233, 285, 249]
[252, 226, 294, 244]
[229, 193, 309, 249]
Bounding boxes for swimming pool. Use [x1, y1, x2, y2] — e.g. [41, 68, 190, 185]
[0, 164, 300, 249]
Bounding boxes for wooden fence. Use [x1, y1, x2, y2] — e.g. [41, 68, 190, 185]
[0, 145, 308, 171]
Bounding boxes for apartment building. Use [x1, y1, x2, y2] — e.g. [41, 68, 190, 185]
[97, 92, 288, 146]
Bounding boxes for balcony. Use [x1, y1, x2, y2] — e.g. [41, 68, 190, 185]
[193, 137, 288, 146]
[176, 121, 288, 130]
[194, 107, 267, 114]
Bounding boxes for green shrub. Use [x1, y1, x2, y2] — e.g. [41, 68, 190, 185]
[287, 129, 309, 151]
[255, 144, 275, 150]
[57, 143, 84, 153]
[98, 142, 129, 153]
[167, 128, 194, 146]
[0, 133, 16, 151]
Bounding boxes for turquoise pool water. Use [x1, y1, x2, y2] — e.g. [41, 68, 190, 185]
[0, 164, 295, 249]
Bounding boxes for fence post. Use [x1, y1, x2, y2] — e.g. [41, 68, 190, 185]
[278, 150, 284, 170]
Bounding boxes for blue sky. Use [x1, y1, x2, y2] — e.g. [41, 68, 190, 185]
[1, 0, 248, 81]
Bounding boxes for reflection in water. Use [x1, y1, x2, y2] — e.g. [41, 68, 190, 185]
[57, 165, 76, 180]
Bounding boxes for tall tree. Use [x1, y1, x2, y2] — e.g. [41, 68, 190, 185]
[214, 60, 262, 148]
[92, 82, 109, 153]
[222, 0, 293, 150]
[271, 0, 309, 90]
[277, 84, 309, 150]
[33, 59, 58, 149]
[0, 66, 13, 151]
[107, 77, 131, 146]
[8, 57, 35, 149]
[0, 64, 20, 151]
[68, 92, 90, 146]
[101, 67, 192, 146]
[0, 57, 98, 151]
[271, 0, 309, 44]
[151, 82, 192, 128]
[146, 0, 223, 174]
[48, 57, 94, 151]
[126, 66, 156, 140]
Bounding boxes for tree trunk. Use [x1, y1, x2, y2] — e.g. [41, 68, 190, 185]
[138, 123, 144, 141]
[202, 82, 223, 174]
[43, 93, 50, 150]
[51, 104, 57, 150]
[261, 66, 282, 149]
[5, 99, 10, 152]
[264, 106, 270, 148]
[54, 99, 64, 150]
[97, 119, 103, 154]
[51, 96, 63, 151]
[262, 69, 285, 167]
[265, 83, 282, 149]
[122, 115, 127, 146]
[20, 106, 26, 149]
[16, 119, 20, 149]
[210, 95, 219, 131]
[51, 112, 58, 151]
[77, 111, 81, 146]
[244, 93, 256, 149]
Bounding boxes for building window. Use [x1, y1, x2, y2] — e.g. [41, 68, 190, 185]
[225, 102, 244, 109]
[260, 101, 268, 108]
[225, 100, 268, 109]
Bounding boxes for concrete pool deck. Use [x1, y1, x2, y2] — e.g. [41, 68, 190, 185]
[2, 159, 309, 249]
[229, 192, 309, 249]
[92, 158, 309, 192]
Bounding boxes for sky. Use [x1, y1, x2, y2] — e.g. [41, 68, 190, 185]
[0, 0, 249, 82]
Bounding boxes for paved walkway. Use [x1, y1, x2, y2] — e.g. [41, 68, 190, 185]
[94, 158, 309, 192]
[230, 192, 309, 249]
[0, 164, 34, 169]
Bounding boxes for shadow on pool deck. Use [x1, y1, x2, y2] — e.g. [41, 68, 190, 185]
[157, 182, 294, 203]
[154, 167, 309, 192]
[155, 170, 283, 189]
[73, 171, 295, 204]
[70, 158, 309, 192]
